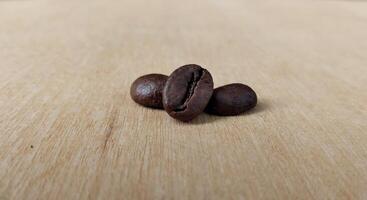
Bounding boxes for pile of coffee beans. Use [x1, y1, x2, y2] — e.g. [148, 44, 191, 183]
[130, 64, 257, 122]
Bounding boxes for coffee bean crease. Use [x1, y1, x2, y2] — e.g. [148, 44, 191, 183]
[175, 69, 204, 112]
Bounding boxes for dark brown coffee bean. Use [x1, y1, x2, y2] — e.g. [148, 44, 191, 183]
[163, 64, 214, 122]
[130, 74, 168, 109]
[205, 83, 257, 116]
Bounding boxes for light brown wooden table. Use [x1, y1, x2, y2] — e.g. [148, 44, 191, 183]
[0, 0, 366, 199]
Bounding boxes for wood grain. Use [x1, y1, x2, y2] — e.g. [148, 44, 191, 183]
[0, 0, 367, 199]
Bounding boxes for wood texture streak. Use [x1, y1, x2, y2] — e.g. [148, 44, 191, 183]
[0, 0, 366, 199]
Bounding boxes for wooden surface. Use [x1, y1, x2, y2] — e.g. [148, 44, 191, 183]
[0, 0, 367, 199]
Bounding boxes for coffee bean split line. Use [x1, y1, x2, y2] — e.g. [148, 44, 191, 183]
[130, 64, 257, 122]
[176, 68, 203, 112]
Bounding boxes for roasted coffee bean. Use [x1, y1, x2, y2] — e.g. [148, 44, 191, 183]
[130, 74, 168, 109]
[163, 64, 214, 122]
[205, 83, 257, 116]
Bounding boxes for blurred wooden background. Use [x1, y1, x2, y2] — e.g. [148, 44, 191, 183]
[0, 0, 366, 199]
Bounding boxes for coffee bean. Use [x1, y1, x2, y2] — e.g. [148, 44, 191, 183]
[163, 64, 214, 122]
[205, 83, 257, 116]
[130, 74, 168, 109]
